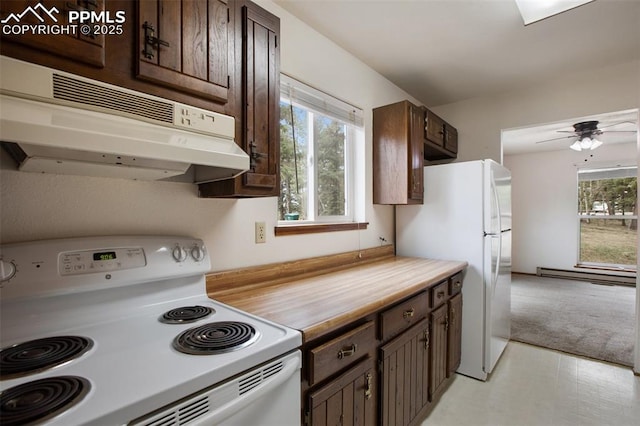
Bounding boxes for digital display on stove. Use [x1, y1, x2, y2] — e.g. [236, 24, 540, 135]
[93, 251, 117, 261]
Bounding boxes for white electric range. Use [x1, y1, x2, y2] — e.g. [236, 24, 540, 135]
[0, 236, 302, 425]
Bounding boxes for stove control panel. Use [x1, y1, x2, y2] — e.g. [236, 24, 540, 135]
[60, 247, 147, 276]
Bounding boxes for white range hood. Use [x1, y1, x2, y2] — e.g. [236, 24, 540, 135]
[0, 56, 249, 183]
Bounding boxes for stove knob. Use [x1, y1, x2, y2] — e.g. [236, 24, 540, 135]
[190, 245, 205, 262]
[172, 245, 187, 262]
[0, 259, 16, 282]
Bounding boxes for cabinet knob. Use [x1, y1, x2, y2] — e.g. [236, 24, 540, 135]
[403, 308, 415, 320]
[337, 343, 357, 359]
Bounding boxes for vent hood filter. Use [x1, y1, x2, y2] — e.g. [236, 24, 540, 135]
[0, 56, 249, 183]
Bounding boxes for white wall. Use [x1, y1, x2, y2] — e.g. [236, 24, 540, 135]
[0, 0, 419, 271]
[504, 142, 637, 274]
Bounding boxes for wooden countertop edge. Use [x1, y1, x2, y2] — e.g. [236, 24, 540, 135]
[206, 245, 395, 295]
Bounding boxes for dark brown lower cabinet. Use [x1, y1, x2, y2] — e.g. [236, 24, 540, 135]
[380, 318, 430, 426]
[308, 358, 376, 426]
[429, 304, 448, 400]
[447, 293, 463, 376]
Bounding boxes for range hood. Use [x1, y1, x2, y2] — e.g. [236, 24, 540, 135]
[0, 56, 249, 183]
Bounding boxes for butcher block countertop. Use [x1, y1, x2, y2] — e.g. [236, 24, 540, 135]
[206, 245, 467, 343]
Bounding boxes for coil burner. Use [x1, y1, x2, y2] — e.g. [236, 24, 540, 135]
[173, 321, 260, 355]
[160, 305, 215, 324]
[0, 336, 93, 380]
[0, 376, 90, 426]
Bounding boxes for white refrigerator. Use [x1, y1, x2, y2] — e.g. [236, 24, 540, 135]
[396, 159, 511, 381]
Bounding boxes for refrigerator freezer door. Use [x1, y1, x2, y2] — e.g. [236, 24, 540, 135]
[487, 160, 512, 232]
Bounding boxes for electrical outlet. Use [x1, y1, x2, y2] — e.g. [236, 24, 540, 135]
[255, 222, 266, 244]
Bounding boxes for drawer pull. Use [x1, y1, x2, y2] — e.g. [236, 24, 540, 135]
[437, 290, 446, 298]
[365, 373, 372, 399]
[423, 329, 430, 349]
[454, 280, 462, 289]
[403, 308, 415, 320]
[337, 343, 358, 359]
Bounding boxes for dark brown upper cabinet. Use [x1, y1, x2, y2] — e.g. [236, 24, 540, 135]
[199, 0, 280, 197]
[423, 107, 458, 161]
[373, 100, 424, 205]
[137, 0, 231, 104]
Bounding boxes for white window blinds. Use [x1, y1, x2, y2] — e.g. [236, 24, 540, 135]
[280, 74, 364, 128]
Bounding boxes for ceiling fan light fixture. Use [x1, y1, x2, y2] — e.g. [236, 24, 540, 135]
[570, 140, 583, 151]
[589, 138, 603, 150]
[580, 136, 593, 150]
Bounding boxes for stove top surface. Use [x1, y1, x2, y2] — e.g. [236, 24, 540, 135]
[0, 236, 301, 425]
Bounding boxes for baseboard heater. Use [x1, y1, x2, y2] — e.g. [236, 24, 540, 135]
[536, 267, 636, 286]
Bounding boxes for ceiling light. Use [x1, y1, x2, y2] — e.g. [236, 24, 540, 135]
[514, 0, 595, 25]
[570, 136, 602, 151]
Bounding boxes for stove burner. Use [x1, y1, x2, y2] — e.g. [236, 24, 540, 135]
[0, 376, 90, 426]
[0, 336, 93, 379]
[160, 305, 215, 324]
[173, 321, 259, 355]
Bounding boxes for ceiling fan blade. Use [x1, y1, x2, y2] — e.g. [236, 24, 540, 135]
[599, 120, 637, 130]
[602, 130, 637, 133]
[534, 135, 575, 144]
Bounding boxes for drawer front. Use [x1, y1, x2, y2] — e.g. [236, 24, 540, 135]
[431, 281, 448, 308]
[380, 291, 428, 342]
[449, 272, 463, 296]
[309, 321, 376, 386]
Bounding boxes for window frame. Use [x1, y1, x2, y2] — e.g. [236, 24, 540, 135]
[576, 164, 638, 269]
[277, 75, 362, 226]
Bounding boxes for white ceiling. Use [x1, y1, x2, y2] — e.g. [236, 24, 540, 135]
[274, 0, 639, 154]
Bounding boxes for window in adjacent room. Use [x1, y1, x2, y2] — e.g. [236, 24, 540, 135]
[278, 74, 364, 224]
[577, 165, 637, 268]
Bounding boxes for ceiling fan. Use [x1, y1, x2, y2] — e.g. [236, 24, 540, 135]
[535, 120, 637, 151]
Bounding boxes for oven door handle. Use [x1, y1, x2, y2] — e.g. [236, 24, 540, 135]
[190, 351, 301, 426]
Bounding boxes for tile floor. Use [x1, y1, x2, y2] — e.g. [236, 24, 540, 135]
[423, 341, 640, 426]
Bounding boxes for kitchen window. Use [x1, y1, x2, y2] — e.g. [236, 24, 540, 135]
[577, 165, 637, 269]
[277, 74, 365, 231]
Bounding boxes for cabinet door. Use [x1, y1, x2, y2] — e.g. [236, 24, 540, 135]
[137, 0, 230, 103]
[380, 318, 430, 426]
[429, 303, 448, 400]
[444, 125, 458, 154]
[308, 358, 376, 426]
[197, 0, 280, 198]
[424, 109, 445, 147]
[1, 0, 106, 67]
[240, 1, 280, 193]
[408, 104, 424, 202]
[447, 292, 463, 376]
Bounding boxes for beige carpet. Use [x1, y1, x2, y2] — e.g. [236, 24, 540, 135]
[510, 274, 636, 366]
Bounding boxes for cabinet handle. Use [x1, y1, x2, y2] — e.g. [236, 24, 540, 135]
[337, 343, 357, 359]
[454, 280, 462, 289]
[142, 22, 171, 60]
[423, 329, 430, 349]
[249, 141, 267, 171]
[437, 291, 446, 298]
[403, 308, 415, 320]
[444, 315, 449, 331]
[364, 373, 372, 400]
